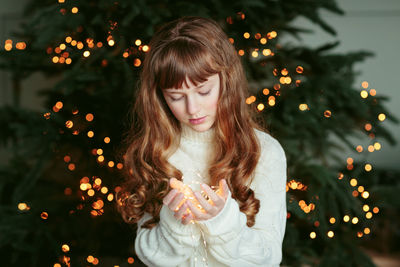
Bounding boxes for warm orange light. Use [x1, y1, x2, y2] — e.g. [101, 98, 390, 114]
[252, 51, 259, 58]
[347, 158, 354, 165]
[299, 104, 308, 111]
[52, 56, 59, 63]
[104, 137, 111, 143]
[142, 45, 149, 52]
[329, 217, 336, 224]
[62, 244, 70, 252]
[71, 40, 77, 46]
[123, 52, 129, 58]
[238, 49, 245, 56]
[101, 187, 108, 194]
[363, 204, 370, 212]
[98, 155, 104, 162]
[15, 42, 26, 50]
[66, 58, 72, 64]
[68, 163, 75, 171]
[71, 7, 79, 13]
[88, 189, 95, 197]
[108, 161, 115, 168]
[343, 215, 350, 222]
[65, 120, 73, 128]
[243, 32, 250, 39]
[18, 203, 28, 210]
[262, 49, 271, 56]
[366, 212, 373, 219]
[357, 186, 364, 193]
[41, 212, 49, 219]
[296, 66, 304, 73]
[135, 39, 142, 46]
[373, 207, 379, 213]
[108, 39, 115, 46]
[116, 163, 123, 169]
[270, 31, 277, 38]
[134, 58, 141, 67]
[87, 255, 94, 263]
[364, 228, 371, 234]
[86, 113, 94, 122]
[356, 145, 363, 152]
[364, 123, 372, 131]
[365, 164, 372, 172]
[378, 113, 386, 121]
[260, 37, 267, 44]
[324, 110, 332, 118]
[362, 81, 369, 89]
[350, 178, 357, 187]
[369, 89, 376, 96]
[87, 131, 94, 138]
[374, 142, 381, 150]
[127, 257, 135, 264]
[107, 193, 114, 201]
[257, 103, 265, 111]
[77, 42, 84, 49]
[368, 145, 374, 152]
[95, 178, 102, 185]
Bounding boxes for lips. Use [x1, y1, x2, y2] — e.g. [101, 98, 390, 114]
[189, 116, 206, 125]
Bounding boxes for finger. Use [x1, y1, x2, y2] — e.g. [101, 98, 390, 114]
[163, 189, 178, 206]
[186, 199, 206, 220]
[201, 183, 224, 207]
[182, 212, 194, 225]
[174, 202, 188, 220]
[219, 179, 230, 200]
[168, 193, 184, 211]
[193, 191, 213, 212]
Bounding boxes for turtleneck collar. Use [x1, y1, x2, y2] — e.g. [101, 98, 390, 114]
[180, 123, 215, 143]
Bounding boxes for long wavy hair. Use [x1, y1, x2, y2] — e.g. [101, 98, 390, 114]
[117, 16, 262, 228]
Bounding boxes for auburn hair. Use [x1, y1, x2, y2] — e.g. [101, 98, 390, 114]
[117, 16, 262, 228]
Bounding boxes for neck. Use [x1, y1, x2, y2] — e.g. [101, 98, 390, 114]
[180, 123, 215, 143]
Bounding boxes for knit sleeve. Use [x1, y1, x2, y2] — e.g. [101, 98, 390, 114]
[134, 204, 201, 266]
[197, 131, 287, 266]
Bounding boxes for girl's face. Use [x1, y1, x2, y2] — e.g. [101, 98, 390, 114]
[162, 73, 220, 132]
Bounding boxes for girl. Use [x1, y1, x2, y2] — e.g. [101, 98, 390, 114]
[117, 16, 287, 267]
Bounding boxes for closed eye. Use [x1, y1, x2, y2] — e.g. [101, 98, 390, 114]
[199, 90, 211, 96]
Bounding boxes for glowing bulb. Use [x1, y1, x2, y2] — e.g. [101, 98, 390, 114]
[365, 164, 372, 172]
[350, 178, 357, 187]
[83, 51, 90, 57]
[360, 90, 368, 98]
[299, 104, 308, 111]
[374, 142, 381, 150]
[71, 7, 78, 13]
[351, 217, 359, 224]
[329, 217, 336, 224]
[362, 191, 369, 199]
[252, 51, 259, 58]
[327, 231, 334, 238]
[243, 32, 250, 39]
[262, 49, 271, 56]
[135, 39, 141, 46]
[310, 232, 316, 239]
[362, 81, 369, 88]
[257, 103, 264, 111]
[378, 113, 386, 121]
[363, 204, 369, 212]
[343, 215, 350, 222]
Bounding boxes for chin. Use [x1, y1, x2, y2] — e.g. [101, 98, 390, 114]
[189, 122, 213, 132]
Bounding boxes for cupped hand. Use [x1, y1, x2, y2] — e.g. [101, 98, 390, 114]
[162, 187, 194, 225]
[186, 179, 230, 221]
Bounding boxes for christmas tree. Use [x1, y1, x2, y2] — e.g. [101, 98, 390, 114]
[0, 0, 398, 266]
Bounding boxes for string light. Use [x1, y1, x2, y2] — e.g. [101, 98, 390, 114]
[243, 32, 250, 39]
[378, 113, 386, 121]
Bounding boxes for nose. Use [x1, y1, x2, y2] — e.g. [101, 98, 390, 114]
[186, 95, 201, 115]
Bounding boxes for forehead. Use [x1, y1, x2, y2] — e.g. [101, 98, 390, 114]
[164, 73, 219, 91]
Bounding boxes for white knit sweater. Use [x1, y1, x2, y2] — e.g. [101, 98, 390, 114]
[135, 125, 287, 267]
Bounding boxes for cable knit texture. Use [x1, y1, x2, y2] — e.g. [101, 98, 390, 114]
[135, 124, 287, 267]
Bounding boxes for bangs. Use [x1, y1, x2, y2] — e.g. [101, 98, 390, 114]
[154, 38, 220, 90]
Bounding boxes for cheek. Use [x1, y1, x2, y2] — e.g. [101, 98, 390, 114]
[167, 102, 186, 120]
